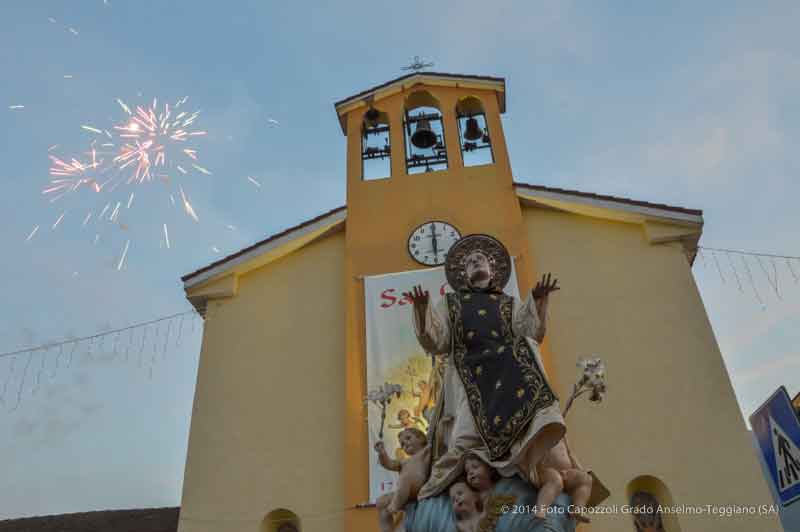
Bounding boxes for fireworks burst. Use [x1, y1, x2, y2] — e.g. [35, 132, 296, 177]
[39, 96, 211, 267]
[108, 97, 207, 184]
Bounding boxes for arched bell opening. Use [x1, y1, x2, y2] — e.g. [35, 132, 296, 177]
[456, 96, 494, 168]
[261, 508, 301, 532]
[361, 106, 391, 181]
[403, 90, 447, 175]
[626, 475, 681, 532]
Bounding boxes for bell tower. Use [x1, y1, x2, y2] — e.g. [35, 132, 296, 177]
[333, 72, 533, 278]
[334, 73, 539, 529]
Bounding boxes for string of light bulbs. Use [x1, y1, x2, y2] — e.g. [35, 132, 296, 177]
[0, 309, 204, 412]
[0, 310, 200, 359]
[689, 245, 800, 303]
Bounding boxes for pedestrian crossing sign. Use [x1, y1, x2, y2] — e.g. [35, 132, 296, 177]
[751, 386, 800, 506]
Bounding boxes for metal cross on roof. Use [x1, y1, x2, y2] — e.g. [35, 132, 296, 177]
[402, 56, 435, 72]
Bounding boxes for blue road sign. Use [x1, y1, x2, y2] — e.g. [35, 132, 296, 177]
[751, 386, 800, 507]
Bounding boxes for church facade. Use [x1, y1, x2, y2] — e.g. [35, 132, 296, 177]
[176, 73, 779, 532]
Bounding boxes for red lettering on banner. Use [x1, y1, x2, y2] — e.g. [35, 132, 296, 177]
[380, 289, 397, 308]
[379, 284, 450, 309]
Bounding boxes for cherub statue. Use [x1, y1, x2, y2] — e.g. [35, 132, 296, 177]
[374, 427, 431, 532]
[449, 479, 514, 532]
[534, 356, 608, 522]
[463, 453, 498, 508]
[533, 437, 592, 522]
[449, 481, 484, 532]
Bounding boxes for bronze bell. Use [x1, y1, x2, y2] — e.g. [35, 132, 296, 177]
[364, 107, 380, 125]
[463, 117, 483, 141]
[411, 118, 438, 149]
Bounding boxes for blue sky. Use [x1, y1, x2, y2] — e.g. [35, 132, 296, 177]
[1, 0, 798, 520]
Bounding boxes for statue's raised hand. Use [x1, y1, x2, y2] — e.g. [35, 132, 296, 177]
[532, 273, 560, 300]
[402, 285, 429, 308]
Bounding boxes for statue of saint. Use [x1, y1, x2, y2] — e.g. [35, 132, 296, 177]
[403, 234, 565, 499]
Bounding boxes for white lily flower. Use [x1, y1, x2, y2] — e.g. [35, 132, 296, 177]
[564, 356, 608, 417]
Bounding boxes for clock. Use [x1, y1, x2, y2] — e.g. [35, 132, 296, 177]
[408, 221, 461, 266]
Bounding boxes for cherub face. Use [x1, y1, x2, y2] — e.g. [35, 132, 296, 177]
[464, 251, 492, 288]
[449, 481, 479, 516]
[398, 410, 410, 421]
[398, 429, 426, 455]
[464, 456, 493, 491]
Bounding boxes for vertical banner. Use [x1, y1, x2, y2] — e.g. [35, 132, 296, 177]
[363, 262, 519, 502]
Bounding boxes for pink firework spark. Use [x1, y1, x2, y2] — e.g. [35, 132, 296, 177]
[44, 150, 102, 201]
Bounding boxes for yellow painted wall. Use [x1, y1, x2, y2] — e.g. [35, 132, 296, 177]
[521, 205, 781, 532]
[177, 232, 346, 532]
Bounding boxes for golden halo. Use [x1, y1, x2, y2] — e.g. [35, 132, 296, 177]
[444, 234, 511, 292]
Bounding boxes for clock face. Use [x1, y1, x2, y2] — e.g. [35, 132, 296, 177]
[408, 221, 461, 266]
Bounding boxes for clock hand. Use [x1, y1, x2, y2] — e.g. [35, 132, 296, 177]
[429, 222, 438, 258]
